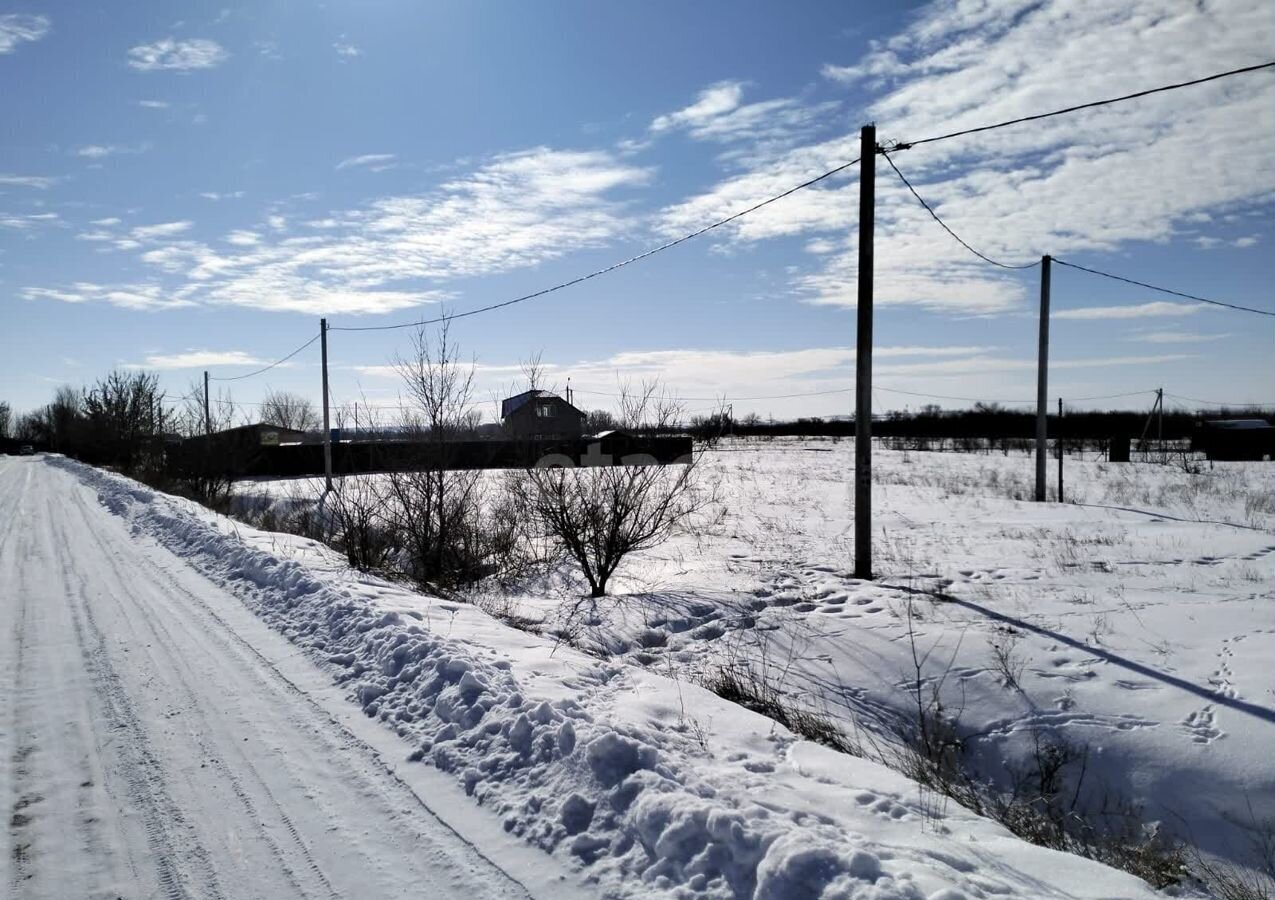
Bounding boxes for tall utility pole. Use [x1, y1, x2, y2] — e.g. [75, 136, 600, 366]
[320, 318, 332, 494]
[854, 124, 876, 580]
[203, 370, 212, 436]
[1156, 387, 1164, 455]
[1057, 397, 1064, 502]
[1035, 255, 1052, 501]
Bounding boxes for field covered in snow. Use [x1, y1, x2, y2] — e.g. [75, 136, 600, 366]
[224, 438, 1275, 895]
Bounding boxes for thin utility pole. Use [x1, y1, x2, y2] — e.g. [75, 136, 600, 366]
[1156, 387, 1164, 460]
[1035, 255, 1052, 501]
[1057, 397, 1064, 503]
[320, 318, 332, 494]
[854, 124, 876, 580]
[203, 370, 211, 436]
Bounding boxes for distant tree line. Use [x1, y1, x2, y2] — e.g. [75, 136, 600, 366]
[677, 402, 1272, 443]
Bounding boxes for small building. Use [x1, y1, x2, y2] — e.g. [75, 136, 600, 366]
[1191, 418, 1275, 461]
[500, 390, 586, 440]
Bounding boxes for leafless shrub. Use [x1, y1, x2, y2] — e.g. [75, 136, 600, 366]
[987, 627, 1027, 690]
[513, 460, 709, 598]
[260, 389, 320, 432]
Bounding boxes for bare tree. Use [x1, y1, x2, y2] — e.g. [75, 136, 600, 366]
[618, 378, 686, 435]
[584, 409, 617, 435]
[82, 370, 162, 472]
[515, 461, 707, 598]
[382, 318, 495, 588]
[520, 351, 548, 392]
[0, 401, 11, 440]
[515, 381, 707, 598]
[260, 389, 319, 432]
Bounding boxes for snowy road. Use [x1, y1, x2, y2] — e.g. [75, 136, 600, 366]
[0, 456, 534, 900]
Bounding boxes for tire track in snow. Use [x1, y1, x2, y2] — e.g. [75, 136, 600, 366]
[51, 490, 225, 900]
[42, 459, 533, 900]
[64, 487, 337, 900]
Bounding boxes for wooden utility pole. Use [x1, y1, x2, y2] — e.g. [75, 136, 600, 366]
[320, 318, 332, 494]
[1057, 397, 1064, 503]
[203, 370, 211, 436]
[1156, 387, 1164, 459]
[1035, 255, 1052, 501]
[854, 124, 876, 580]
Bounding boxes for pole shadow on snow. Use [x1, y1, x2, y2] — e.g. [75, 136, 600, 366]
[887, 584, 1275, 726]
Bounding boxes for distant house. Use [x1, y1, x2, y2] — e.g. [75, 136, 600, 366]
[1191, 418, 1275, 461]
[183, 422, 312, 454]
[500, 390, 586, 440]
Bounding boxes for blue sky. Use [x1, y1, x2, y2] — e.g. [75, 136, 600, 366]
[2, 0, 1272, 423]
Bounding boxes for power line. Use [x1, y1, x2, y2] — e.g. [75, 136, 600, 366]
[1165, 391, 1274, 407]
[329, 157, 862, 333]
[571, 385, 853, 402]
[1052, 259, 1275, 317]
[881, 151, 1039, 270]
[874, 385, 1035, 404]
[1063, 389, 1158, 402]
[207, 334, 321, 381]
[892, 61, 1275, 151]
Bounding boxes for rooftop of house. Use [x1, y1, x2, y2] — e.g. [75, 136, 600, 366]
[500, 390, 584, 420]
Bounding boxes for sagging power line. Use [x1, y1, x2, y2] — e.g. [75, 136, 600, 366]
[880, 151, 1039, 270]
[328, 157, 863, 334]
[889, 60, 1275, 151]
[1053, 259, 1275, 318]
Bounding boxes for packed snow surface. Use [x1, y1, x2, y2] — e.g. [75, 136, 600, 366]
[0, 452, 1197, 898]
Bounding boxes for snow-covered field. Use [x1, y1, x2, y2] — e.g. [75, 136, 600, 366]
[491, 441, 1275, 884]
[0, 451, 1209, 899]
[233, 439, 1275, 889]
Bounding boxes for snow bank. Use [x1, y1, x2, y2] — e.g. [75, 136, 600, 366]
[59, 457, 1166, 900]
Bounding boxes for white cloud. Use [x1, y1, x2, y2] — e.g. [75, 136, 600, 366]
[0, 173, 60, 189]
[1235, 235, 1260, 248]
[334, 40, 360, 58]
[22, 282, 194, 311]
[28, 147, 652, 316]
[336, 153, 396, 171]
[1, 212, 60, 230]
[1055, 301, 1205, 320]
[128, 38, 227, 72]
[0, 14, 49, 54]
[76, 143, 149, 159]
[651, 81, 744, 133]
[137, 99, 170, 109]
[132, 220, 193, 240]
[1126, 330, 1231, 344]
[661, 0, 1275, 316]
[135, 350, 266, 369]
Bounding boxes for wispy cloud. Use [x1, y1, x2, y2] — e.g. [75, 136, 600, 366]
[651, 81, 744, 133]
[0, 173, 61, 189]
[1055, 301, 1205, 320]
[22, 283, 194, 311]
[336, 153, 396, 171]
[0, 13, 49, 54]
[133, 350, 267, 370]
[128, 38, 227, 72]
[333, 38, 360, 58]
[132, 221, 193, 240]
[76, 143, 150, 159]
[1, 212, 60, 230]
[199, 190, 245, 201]
[136, 99, 170, 109]
[659, 0, 1275, 316]
[27, 147, 652, 316]
[1126, 329, 1232, 344]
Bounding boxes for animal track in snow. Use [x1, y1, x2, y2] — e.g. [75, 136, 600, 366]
[1180, 706, 1224, 744]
